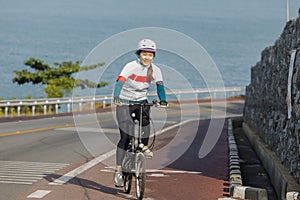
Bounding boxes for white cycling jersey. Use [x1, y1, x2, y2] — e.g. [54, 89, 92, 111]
[117, 60, 163, 101]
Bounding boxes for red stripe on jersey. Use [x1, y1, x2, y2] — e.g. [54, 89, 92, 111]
[129, 74, 154, 82]
[117, 76, 126, 83]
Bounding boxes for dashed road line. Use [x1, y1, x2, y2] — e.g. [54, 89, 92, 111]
[27, 190, 51, 199]
[0, 161, 69, 185]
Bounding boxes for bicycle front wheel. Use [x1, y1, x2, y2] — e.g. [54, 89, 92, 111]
[135, 153, 146, 200]
[123, 172, 132, 194]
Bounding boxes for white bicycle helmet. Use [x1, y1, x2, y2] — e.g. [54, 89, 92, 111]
[137, 39, 156, 53]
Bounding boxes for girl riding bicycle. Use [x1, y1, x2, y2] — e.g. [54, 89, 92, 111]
[113, 39, 168, 187]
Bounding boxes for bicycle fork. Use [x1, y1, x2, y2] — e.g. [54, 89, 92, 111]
[135, 152, 146, 177]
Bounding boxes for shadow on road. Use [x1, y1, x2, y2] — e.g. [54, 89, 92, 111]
[43, 174, 135, 200]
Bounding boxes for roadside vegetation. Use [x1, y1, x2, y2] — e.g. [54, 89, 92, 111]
[0, 58, 108, 117]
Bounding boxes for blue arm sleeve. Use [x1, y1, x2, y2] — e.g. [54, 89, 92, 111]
[157, 83, 166, 101]
[114, 81, 124, 97]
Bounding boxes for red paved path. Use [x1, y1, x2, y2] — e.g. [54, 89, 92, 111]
[13, 119, 231, 200]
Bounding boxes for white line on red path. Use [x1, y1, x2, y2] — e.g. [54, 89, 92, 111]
[27, 190, 51, 199]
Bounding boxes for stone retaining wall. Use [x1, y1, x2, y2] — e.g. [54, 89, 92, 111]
[244, 14, 300, 185]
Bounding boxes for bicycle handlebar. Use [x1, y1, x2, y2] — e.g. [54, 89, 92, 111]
[115, 100, 167, 107]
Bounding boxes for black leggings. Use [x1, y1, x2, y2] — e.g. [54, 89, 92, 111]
[116, 104, 150, 166]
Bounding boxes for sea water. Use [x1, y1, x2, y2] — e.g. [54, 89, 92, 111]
[0, 0, 299, 99]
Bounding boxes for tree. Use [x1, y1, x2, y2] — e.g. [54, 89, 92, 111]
[13, 58, 108, 98]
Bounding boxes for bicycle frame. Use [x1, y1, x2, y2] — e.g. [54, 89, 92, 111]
[121, 101, 158, 155]
[121, 101, 158, 199]
[133, 102, 147, 152]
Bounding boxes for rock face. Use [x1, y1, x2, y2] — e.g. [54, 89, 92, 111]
[244, 16, 300, 184]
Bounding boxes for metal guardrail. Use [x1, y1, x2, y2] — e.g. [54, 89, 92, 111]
[0, 87, 245, 117]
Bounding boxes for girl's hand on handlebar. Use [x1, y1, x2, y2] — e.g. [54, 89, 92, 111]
[113, 97, 122, 105]
[159, 101, 168, 108]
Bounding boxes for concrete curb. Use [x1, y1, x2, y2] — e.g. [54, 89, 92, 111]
[243, 122, 300, 200]
[228, 119, 268, 200]
[228, 119, 243, 189]
[231, 186, 268, 200]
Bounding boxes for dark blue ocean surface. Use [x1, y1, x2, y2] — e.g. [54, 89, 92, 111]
[0, 0, 299, 98]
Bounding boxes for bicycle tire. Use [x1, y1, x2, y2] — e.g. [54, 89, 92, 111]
[123, 172, 132, 194]
[122, 151, 134, 194]
[135, 153, 146, 200]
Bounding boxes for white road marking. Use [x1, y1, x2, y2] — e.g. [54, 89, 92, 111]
[0, 160, 68, 166]
[101, 166, 202, 175]
[0, 161, 68, 185]
[154, 119, 195, 136]
[0, 168, 63, 173]
[148, 173, 167, 177]
[49, 149, 115, 185]
[0, 177, 38, 182]
[99, 169, 112, 173]
[27, 190, 51, 199]
[117, 192, 155, 200]
[0, 180, 33, 185]
[0, 171, 49, 175]
[146, 169, 202, 174]
[0, 174, 45, 178]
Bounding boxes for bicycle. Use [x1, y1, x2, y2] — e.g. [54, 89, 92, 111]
[120, 100, 160, 200]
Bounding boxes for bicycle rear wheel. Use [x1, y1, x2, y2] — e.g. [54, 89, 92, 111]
[135, 153, 146, 200]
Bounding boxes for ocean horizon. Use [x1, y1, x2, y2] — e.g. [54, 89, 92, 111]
[0, 0, 299, 99]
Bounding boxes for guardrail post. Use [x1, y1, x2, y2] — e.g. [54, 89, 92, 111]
[17, 106, 20, 116]
[17, 101, 22, 116]
[4, 107, 7, 117]
[91, 97, 95, 110]
[5, 102, 10, 117]
[44, 100, 48, 115]
[55, 100, 59, 114]
[103, 96, 107, 108]
[67, 99, 71, 113]
[5, 105, 9, 117]
[32, 101, 37, 116]
[79, 99, 83, 111]
[43, 105, 47, 115]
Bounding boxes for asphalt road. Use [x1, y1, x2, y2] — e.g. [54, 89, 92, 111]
[0, 99, 244, 200]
